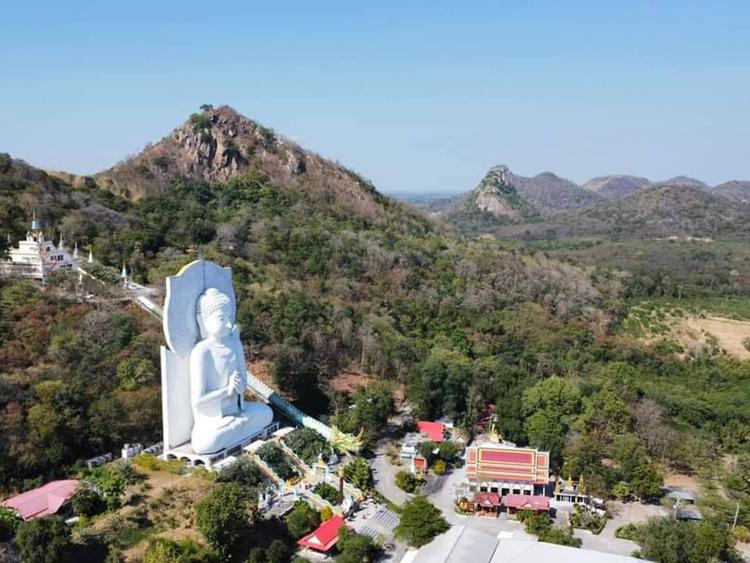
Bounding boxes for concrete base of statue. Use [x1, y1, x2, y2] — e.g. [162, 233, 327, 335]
[164, 419, 279, 468]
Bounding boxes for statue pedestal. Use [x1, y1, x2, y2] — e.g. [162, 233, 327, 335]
[164, 420, 280, 468]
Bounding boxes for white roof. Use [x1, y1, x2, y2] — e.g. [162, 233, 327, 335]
[406, 525, 645, 563]
[490, 540, 643, 563]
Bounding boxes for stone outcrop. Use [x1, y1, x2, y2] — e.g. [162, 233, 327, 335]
[96, 105, 390, 223]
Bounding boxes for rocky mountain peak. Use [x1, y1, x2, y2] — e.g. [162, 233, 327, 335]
[94, 104, 392, 222]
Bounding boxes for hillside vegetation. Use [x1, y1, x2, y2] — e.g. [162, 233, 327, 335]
[4, 108, 750, 548]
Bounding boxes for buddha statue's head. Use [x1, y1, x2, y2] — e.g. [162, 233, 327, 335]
[196, 288, 234, 340]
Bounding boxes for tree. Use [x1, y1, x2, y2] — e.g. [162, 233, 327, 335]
[636, 517, 739, 563]
[539, 526, 581, 548]
[395, 496, 449, 547]
[336, 528, 379, 563]
[432, 459, 447, 475]
[418, 441, 437, 460]
[437, 441, 461, 463]
[342, 458, 373, 491]
[395, 471, 422, 493]
[217, 457, 265, 492]
[72, 485, 106, 517]
[630, 463, 663, 501]
[195, 483, 253, 560]
[0, 506, 22, 541]
[286, 501, 320, 539]
[267, 539, 291, 563]
[143, 538, 216, 563]
[15, 516, 71, 563]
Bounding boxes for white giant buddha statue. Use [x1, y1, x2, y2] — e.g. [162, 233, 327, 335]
[160, 260, 274, 458]
[190, 288, 273, 454]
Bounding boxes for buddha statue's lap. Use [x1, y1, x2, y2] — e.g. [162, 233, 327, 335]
[190, 288, 273, 454]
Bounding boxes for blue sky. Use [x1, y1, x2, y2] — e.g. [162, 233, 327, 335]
[1, 1, 748, 193]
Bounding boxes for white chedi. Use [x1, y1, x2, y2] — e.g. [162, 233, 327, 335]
[189, 287, 273, 454]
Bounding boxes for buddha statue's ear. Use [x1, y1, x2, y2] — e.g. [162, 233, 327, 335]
[196, 307, 208, 340]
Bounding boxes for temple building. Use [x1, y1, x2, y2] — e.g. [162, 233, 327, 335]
[1, 216, 80, 280]
[465, 432, 550, 496]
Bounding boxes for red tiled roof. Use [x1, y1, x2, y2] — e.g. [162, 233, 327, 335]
[472, 492, 501, 507]
[502, 494, 549, 511]
[297, 515, 346, 552]
[1, 480, 79, 521]
[417, 421, 446, 442]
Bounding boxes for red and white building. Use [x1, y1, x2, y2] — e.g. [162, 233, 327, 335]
[297, 515, 346, 554]
[466, 438, 549, 496]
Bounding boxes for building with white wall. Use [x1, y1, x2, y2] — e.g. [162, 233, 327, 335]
[1, 216, 80, 280]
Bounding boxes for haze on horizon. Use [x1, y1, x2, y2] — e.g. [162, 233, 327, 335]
[0, 0, 749, 194]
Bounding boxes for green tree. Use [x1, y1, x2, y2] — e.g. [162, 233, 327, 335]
[0, 506, 22, 541]
[267, 539, 291, 563]
[336, 528, 379, 563]
[342, 458, 373, 491]
[195, 483, 253, 560]
[437, 441, 461, 463]
[15, 516, 72, 563]
[72, 485, 106, 517]
[395, 471, 422, 493]
[394, 496, 449, 547]
[539, 526, 581, 548]
[630, 463, 663, 501]
[637, 517, 739, 563]
[286, 501, 320, 539]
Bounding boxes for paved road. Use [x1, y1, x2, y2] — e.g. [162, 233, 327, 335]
[371, 437, 411, 505]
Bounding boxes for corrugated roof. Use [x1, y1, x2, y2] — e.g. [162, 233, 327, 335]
[1, 480, 79, 520]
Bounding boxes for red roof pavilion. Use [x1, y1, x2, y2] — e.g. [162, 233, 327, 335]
[417, 421, 446, 442]
[297, 515, 346, 552]
[1, 480, 79, 521]
[502, 494, 550, 512]
[472, 491, 502, 508]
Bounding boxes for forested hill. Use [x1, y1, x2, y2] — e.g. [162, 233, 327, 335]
[494, 183, 750, 240]
[0, 136, 613, 491]
[95, 105, 400, 226]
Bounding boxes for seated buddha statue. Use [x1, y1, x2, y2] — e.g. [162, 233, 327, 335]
[190, 288, 273, 454]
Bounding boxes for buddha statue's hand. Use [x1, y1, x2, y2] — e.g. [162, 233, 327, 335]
[226, 370, 242, 397]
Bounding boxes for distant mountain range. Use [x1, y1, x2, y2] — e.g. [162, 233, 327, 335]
[412, 164, 750, 238]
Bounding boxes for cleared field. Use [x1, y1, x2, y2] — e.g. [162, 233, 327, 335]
[621, 302, 750, 359]
[684, 316, 750, 360]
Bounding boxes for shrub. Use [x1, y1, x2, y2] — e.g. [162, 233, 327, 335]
[615, 523, 640, 541]
[313, 482, 339, 504]
[72, 485, 107, 517]
[320, 505, 334, 522]
[217, 457, 265, 491]
[0, 506, 22, 541]
[143, 537, 216, 563]
[283, 428, 330, 465]
[539, 526, 581, 548]
[16, 516, 72, 563]
[432, 459, 447, 475]
[395, 471, 422, 493]
[257, 443, 299, 481]
[286, 501, 320, 539]
[133, 453, 186, 475]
